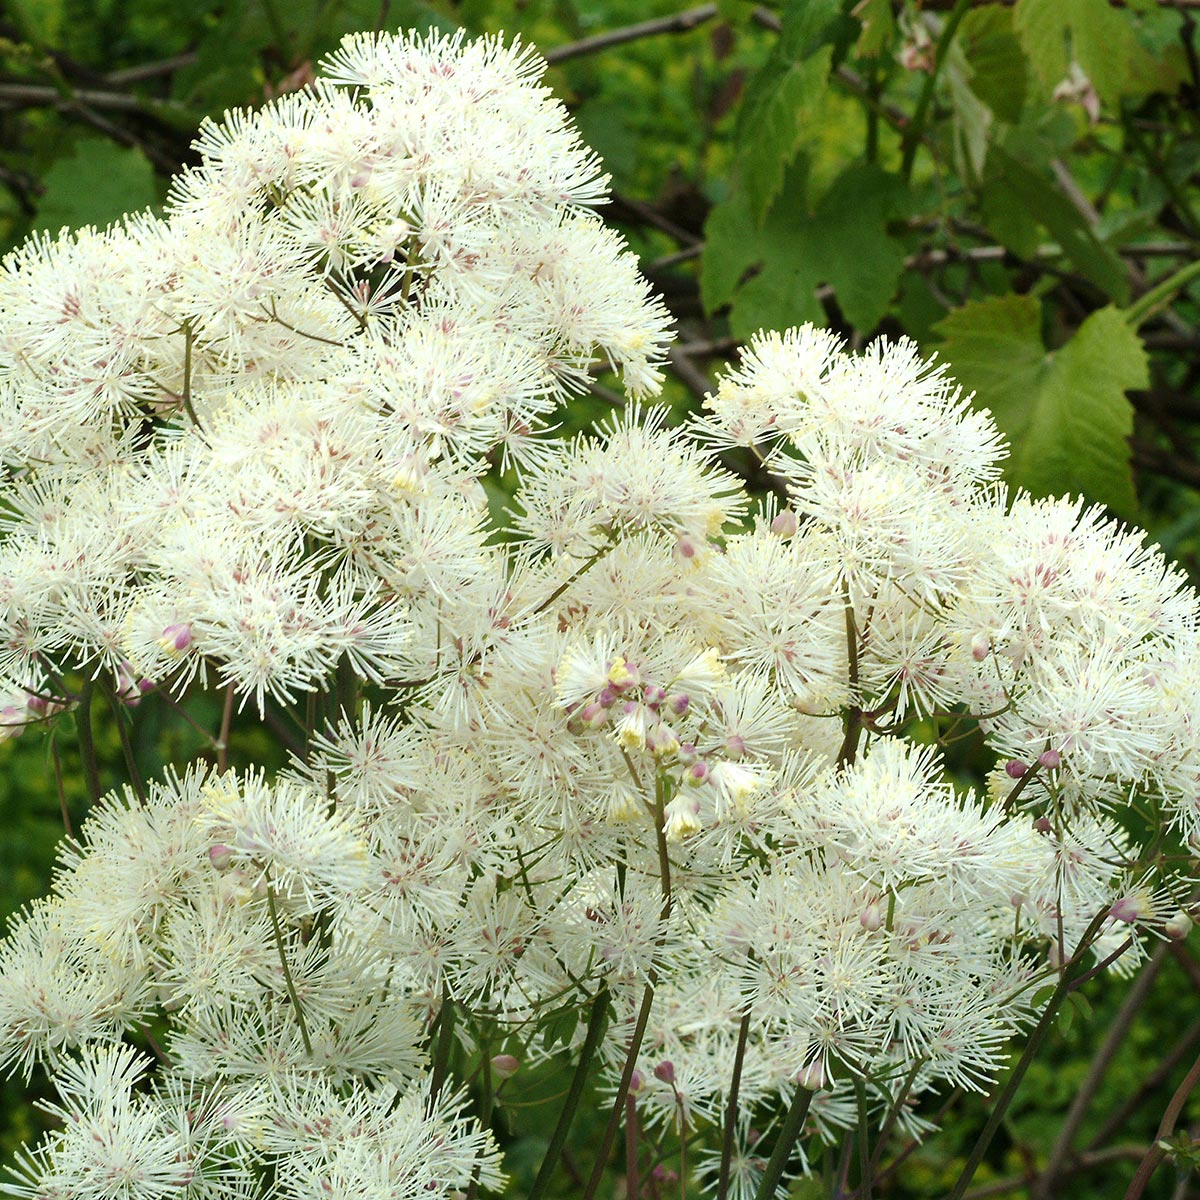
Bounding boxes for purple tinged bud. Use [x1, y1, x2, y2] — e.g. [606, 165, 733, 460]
[860, 902, 883, 932]
[1005, 759, 1027, 779]
[677, 536, 697, 559]
[687, 760, 709, 785]
[1038, 749, 1061, 770]
[653, 1060, 676, 1085]
[1034, 816, 1052, 834]
[796, 1062, 826, 1091]
[678, 742, 698, 766]
[1165, 910, 1193, 941]
[25, 694, 47, 715]
[160, 623, 194, 653]
[490, 1054, 520, 1080]
[209, 844, 235, 871]
[970, 633, 990, 662]
[629, 1069, 644, 1095]
[667, 692, 690, 717]
[643, 684, 667, 708]
[598, 686, 619, 709]
[578, 700, 607, 729]
[1110, 896, 1140, 924]
[771, 510, 798, 538]
[725, 733, 747, 758]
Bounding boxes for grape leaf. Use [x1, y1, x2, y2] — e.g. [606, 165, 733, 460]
[737, 48, 834, 227]
[734, 0, 841, 227]
[1013, 0, 1155, 105]
[34, 137, 158, 235]
[960, 4, 1027, 122]
[703, 161, 907, 337]
[936, 298, 1146, 515]
[854, 0, 896, 58]
[981, 144, 1130, 303]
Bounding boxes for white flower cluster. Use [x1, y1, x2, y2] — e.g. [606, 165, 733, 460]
[0, 27, 1195, 1200]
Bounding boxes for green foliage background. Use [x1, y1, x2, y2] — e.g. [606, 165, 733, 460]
[2, 0, 1199, 1195]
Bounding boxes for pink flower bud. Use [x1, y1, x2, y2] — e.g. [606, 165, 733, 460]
[653, 1060, 676, 1085]
[678, 742, 698, 766]
[666, 692, 690, 717]
[628, 1069, 645, 1095]
[725, 733, 746, 758]
[209, 844, 235, 871]
[677, 536, 697, 559]
[686, 760, 709, 785]
[860, 902, 883, 932]
[578, 700, 607, 729]
[598, 686, 619, 708]
[1005, 759, 1027, 779]
[1165, 910, 1193, 941]
[159, 623, 194, 655]
[490, 1054, 520, 1080]
[1110, 896, 1144, 924]
[1038, 749, 1061, 770]
[1034, 817, 1052, 834]
[643, 684, 667, 708]
[770, 510, 797, 538]
[970, 633, 990, 662]
[796, 1062, 826, 1090]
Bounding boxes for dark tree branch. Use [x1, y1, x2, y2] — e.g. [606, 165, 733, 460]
[546, 4, 719, 64]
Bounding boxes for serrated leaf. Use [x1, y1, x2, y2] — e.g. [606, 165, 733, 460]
[738, 47, 833, 226]
[936, 298, 1146, 514]
[703, 160, 907, 337]
[34, 137, 158, 235]
[983, 144, 1130, 303]
[1014, 0, 1155, 105]
[934, 294, 1046, 429]
[960, 5, 1028, 122]
[1023, 307, 1145, 514]
[776, 0, 844, 59]
[734, 0, 840, 227]
[700, 190, 767, 315]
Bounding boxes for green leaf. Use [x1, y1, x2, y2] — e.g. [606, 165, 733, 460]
[540, 1005, 580, 1051]
[936, 298, 1146, 514]
[944, 46, 993, 183]
[775, 0, 844, 60]
[934, 293, 1046, 431]
[1013, 0, 1155, 105]
[981, 143, 1130, 303]
[960, 5, 1028, 122]
[854, 0, 896, 58]
[736, 48, 833, 227]
[703, 160, 907, 337]
[734, 0, 840, 227]
[34, 136, 158, 235]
